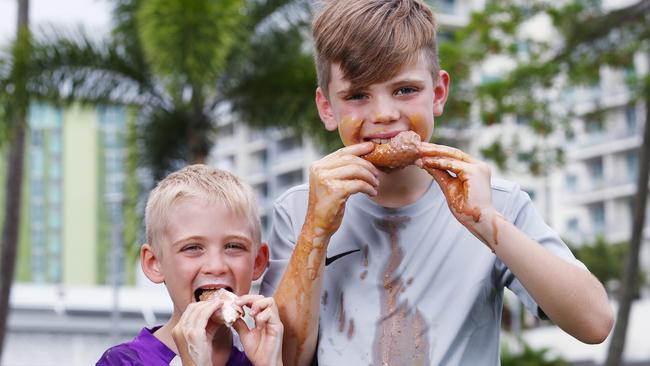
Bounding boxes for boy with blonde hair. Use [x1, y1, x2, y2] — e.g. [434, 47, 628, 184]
[97, 164, 283, 366]
[260, 1, 613, 365]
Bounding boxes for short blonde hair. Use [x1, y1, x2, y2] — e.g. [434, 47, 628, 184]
[144, 164, 261, 254]
[313, 0, 439, 97]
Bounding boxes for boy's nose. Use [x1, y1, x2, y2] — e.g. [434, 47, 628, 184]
[201, 252, 229, 275]
[370, 98, 399, 124]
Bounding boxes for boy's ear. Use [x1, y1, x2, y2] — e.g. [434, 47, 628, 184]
[140, 243, 164, 284]
[253, 242, 270, 280]
[315, 87, 338, 131]
[433, 70, 450, 117]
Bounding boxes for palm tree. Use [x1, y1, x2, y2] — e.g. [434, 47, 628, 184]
[0, 0, 30, 359]
[29, 0, 319, 180]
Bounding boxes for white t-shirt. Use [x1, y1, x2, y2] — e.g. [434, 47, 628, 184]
[261, 178, 586, 366]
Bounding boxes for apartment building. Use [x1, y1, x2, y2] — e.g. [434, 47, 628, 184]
[559, 64, 649, 268]
[11, 102, 133, 286]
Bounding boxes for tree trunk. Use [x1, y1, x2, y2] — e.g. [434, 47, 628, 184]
[604, 95, 650, 366]
[0, 0, 29, 360]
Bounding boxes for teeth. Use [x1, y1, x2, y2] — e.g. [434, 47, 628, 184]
[371, 138, 390, 144]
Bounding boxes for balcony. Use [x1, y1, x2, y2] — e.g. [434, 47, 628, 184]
[565, 176, 641, 205]
[568, 128, 641, 160]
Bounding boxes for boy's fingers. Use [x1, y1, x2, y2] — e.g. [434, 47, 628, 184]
[246, 297, 276, 316]
[254, 308, 273, 329]
[420, 157, 472, 180]
[339, 180, 378, 197]
[333, 141, 376, 157]
[318, 154, 381, 176]
[231, 317, 250, 337]
[418, 142, 475, 162]
[184, 301, 222, 329]
[236, 294, 264, 306]
[321, 165, 380, 187]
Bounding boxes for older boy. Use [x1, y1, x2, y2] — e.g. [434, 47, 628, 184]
[97, 165, 283, 366]
[260, 1, 613, 365]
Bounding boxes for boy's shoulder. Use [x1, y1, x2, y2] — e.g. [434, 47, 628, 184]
[96, 327, 175, 366]
[274, 183, 310, 205]
[490, 177, 520, 194]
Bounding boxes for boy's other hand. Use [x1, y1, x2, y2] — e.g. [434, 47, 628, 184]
[234, 295, 284, 366]
[172, 299, 224, 366]
[308, 142, 380, 237]
[417, 142, 500, 251]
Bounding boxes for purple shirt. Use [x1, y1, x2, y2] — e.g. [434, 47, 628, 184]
[96, 327, 253, 366]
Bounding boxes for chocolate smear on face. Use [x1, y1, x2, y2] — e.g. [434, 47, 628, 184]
[372, 216, 430, 365]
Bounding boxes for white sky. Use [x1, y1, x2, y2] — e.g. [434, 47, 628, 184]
[0, 0, 111, 44]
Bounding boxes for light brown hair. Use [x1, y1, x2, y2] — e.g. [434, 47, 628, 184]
[313, 0, 439, 97]
[144, 164, 261, 255]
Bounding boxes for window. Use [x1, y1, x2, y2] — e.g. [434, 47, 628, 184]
[588, 158, 604, 182]
[217, 123, 235, 139]
[627, 151, 638, 182]
[585, 118, 604, 134]
[216, 155, 235, 172]
[49, 128, 62, 152]
[625, 104, 637, 132]
[516, 115, 530, 126]
[254, 182, 269, 200]
[31, 151, 45, 178]
[277, 169, 304, 190]
[48, 212, 61, 230]
[249, 150, 268, 172]
[567, 218, 579, 232]
[565, 174, 577, 192]
[431, 0, 455, 14]
[277, 135, 302, 153]
[31, 129, 44, 147]
[589, 203, 605, 233]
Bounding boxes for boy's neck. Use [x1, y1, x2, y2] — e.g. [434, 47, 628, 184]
[371, 165, 433, 208]
[155, 316, 234, 365]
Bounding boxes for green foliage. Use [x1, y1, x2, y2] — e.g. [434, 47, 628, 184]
[137, 0, 244, 94]
[501, 340, 569, 366]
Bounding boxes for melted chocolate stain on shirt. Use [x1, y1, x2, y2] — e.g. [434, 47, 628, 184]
[371, 216, 430, 366]
[338, 292, 346, 333]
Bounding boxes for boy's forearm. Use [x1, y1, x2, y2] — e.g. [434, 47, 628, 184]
[274, 218, 330, 366]
[484, 212, 614, 343]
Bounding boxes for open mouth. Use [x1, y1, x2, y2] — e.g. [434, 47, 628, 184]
[363, 137, 392, 144]
[194, 286, 234, 302]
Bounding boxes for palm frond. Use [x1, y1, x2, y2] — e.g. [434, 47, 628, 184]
[29, 28, 160, 106]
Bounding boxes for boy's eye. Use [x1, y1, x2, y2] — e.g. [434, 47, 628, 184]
[395, 86, 417, 96]
[225, 242, 246, 251]
[345, 93, 367, 101]
[181, 243, 202, 252]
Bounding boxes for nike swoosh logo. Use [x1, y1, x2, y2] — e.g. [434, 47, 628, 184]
[325, 249, 361, 266]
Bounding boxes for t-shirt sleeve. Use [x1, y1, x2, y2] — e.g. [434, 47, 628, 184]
[260, 200, 298, 297]
[96, 346, 142, 365]
[495, 184, 587, 319]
